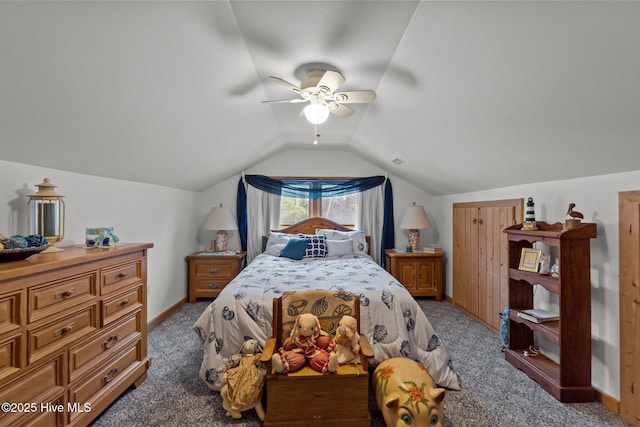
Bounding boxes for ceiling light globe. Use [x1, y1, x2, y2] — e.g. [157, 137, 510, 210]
[303, 103, 330, 124]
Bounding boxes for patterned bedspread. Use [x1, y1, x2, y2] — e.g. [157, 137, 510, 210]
[193, 253, 460, 390]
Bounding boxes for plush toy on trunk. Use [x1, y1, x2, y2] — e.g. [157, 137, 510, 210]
[271, 312, 338, 374]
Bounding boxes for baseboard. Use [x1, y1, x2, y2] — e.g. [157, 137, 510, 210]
[596, 389, 620, 414]
[148, 297, 187, 330]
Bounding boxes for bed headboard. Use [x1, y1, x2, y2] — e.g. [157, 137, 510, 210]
[273, 217, 371, 254]
[274, 217, 352, 235]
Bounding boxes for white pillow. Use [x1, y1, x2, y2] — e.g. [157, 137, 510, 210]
[265, 232, 291, 256]
[315, 228, 368, 255]
[326, 239, 354, 257]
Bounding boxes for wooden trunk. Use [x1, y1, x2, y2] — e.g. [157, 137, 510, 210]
[264, 369, 370, 426]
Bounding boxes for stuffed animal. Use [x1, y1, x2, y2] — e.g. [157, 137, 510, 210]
[271, 312, 338, 374]
[220, 339, 266, 421]
[333, 315, 361, 364]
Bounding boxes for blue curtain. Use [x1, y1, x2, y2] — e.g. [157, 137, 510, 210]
[244, 174, 385, 198]
[381, 179, 395, 268]
[236, 177, 247, 251]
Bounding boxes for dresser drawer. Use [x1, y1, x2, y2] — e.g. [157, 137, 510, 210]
[28, 304, 98, 364]
[101, 260, 142, 296]
[0, 334, 21, 381]
[69, 311, 141, 383]
[28, 273, 97, 324]
[68, 340, 142, 423]
[101, 286, 143, 326]
[0, 291, 22, 338]
[193, 259, 235, 280]
[193, 276, 232, 293]
[21, 395, 65, 427]
[0, 355, 64, 426]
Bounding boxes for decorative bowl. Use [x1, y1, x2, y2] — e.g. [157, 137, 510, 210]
[0, 245, 50, 262]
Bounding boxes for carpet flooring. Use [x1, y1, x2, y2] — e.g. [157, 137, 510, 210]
[90, 299, 630, 426]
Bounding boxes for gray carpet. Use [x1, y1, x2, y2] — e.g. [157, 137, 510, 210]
[90, 299, 630, 426]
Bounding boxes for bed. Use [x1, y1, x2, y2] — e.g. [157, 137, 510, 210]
[193, 217, 460, 390]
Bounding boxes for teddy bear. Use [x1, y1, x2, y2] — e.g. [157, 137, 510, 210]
[333, 315, 361, 365]
[271, 312, 339, 374]
[220, 339, 267, 421]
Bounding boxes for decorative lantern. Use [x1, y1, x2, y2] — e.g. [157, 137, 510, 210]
[28, 178, 65, 252]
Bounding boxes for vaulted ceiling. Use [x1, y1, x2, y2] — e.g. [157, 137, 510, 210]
[1, 1, 639, 195]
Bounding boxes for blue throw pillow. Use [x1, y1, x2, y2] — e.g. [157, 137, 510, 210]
[279, 237, 308, 260]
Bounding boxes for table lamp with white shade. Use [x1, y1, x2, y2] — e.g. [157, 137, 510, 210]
[204, 204, 238, 252]
[399, 202, 432, 252]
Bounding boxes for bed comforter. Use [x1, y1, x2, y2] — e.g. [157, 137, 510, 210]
[194, 253, 460, 390]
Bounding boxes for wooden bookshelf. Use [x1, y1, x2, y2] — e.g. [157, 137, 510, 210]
[504, 221, 596, 402]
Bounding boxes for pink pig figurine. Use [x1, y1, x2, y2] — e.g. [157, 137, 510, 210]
[373, 357, 445, 427]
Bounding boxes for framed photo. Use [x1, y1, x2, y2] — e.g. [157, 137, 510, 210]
[518, 248, 541, 272]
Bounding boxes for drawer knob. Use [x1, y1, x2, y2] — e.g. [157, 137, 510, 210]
[116, 298, 131, 308]
[116, 272, 129, 279]
[54, 322, 76, 337]
[103, 334, 119, 349]
[102, 367, 119, 384]
[55, 288, 77, 299]
[208, 283, 219, 289]
[208, 267, 220, 273]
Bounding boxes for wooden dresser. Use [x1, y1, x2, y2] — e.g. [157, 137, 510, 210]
[0, 243, 152, 426]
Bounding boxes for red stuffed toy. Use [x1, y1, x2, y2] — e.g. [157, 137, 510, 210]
[271, 312, 338, 374]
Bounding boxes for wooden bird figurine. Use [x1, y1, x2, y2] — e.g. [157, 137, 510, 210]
[566, 203, 584, 219]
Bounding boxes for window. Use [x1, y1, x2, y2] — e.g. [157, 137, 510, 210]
[278, 180, 358, 227]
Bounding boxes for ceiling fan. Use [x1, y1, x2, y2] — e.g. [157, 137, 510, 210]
[263, 68, 376, 124]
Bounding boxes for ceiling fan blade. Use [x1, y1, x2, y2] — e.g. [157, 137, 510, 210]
[262, 99, 307, 104]
[269, 76, 302, 93]
[332, 90, 377, 103]
[316, 70, 346, 94]
[328, 103, 354, 118]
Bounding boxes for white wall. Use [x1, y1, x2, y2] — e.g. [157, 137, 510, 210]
[0, 160, 200, 321]
[197, 149, 436, 252]
[431, 169, 640, 400]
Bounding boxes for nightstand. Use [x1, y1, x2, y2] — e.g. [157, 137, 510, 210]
[186, 251, 246, 302]
[384, 249, 443, 301]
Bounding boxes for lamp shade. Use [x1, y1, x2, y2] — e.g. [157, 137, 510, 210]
[399, 203, 432, 230]
[205, 206, 238, 231]
[303, 103, 330, 124]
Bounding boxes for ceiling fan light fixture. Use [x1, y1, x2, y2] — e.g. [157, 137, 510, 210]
[303, 103, 330, 124]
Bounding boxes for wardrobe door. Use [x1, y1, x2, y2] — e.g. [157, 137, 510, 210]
[619, 191, 640, 424]
[477, 206, 515, 330]
[453, 206, 479, 316]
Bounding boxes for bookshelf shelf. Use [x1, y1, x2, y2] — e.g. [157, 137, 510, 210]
[504, 221, 596, 402]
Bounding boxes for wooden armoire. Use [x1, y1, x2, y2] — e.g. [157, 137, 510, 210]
[453, 199, 523, 330]
[619, 190, 640, 425]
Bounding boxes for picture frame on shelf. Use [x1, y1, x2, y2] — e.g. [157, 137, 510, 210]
[518, 248, 541, 272]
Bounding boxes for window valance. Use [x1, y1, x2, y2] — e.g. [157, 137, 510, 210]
[243, 175, 385, 199]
